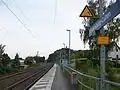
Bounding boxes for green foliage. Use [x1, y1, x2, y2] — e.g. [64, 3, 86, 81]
[28, 63, 40, 68]
[24, 55, 45, 65]
[75, 59, 89, 73]
[24, 56, 34, 65]
[15, 53, 19, 59]
[34, 56, 45, 63]
[80, 0, 120, 51]
[2, 53, 11, 67]
[11, 53, 20, 69]
[75, 58, 99, 90]
[0, 67, 7, 74]
[71, 50, 99, 60]
[0, 44, 6, 67]
[0, 66, 19, 74]
[47, 53, 56, 63]
[0, 44, 6, 55]
[47, 48, 73, 63]
[108, 68, 120, 83]
[75, 58, 120, 90]
[11, 60, 20, 68]
[90, 58, 100, 67]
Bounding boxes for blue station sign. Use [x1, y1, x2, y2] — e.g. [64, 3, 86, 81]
[89, 0, 120, 37]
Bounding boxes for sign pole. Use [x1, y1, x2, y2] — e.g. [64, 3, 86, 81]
[99, 0, 106, 90]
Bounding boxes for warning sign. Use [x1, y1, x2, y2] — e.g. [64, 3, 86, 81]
[98, 36, 109, 45]
[80, 5, 93, 17]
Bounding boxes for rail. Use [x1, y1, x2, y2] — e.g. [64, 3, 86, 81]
[0, 63, 53, 90]
[62, 64, 120, 90]
[5, 68, 46, 90]
[0, 71, 26, 81]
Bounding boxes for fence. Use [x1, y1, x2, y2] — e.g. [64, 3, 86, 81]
[61, 64, 120, 90]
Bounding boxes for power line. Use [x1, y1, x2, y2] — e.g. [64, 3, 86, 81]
[0, 28, 8, 43]
[54, 0, 58, 24]
[12, 0, 28, 21]
[1, 0, 35, 38]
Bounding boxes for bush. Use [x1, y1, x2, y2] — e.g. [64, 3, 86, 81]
[0, 67, 10, 74]
[0, 67, 19, 74]
[0, 67, 5, 74]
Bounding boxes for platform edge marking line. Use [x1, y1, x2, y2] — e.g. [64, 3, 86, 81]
[46, 64, 57, 90]
[29, 64, 56, 90]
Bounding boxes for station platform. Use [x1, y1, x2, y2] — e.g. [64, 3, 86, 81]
[29, 64, 75, 90]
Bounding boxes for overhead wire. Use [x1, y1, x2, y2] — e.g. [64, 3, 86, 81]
[1, 0, 35, 38]
[0, 28, 8, 43]
[12, 0, 28, 21]
[54, 0, 58, 24]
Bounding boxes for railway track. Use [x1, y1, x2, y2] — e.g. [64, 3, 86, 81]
[0, 63, 53, 90]
[0, 71, 26, 81]
[0, 64, 41, 80]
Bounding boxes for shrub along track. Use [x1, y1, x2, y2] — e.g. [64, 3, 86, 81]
[0, 63, 42, 79]
[0, 63, 54, 90]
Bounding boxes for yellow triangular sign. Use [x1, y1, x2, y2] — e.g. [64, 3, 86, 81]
[80, 5, 93, 17]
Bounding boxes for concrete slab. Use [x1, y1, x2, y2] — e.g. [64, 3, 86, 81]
[51, 65, 75, 90]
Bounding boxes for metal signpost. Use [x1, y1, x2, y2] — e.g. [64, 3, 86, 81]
[99, 0, 106, 90]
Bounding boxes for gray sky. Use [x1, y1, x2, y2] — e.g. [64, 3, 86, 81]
[0, 0, 90, 59]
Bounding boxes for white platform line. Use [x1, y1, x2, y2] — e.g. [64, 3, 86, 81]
[35, 89, 45, 90]
[46, 64, 57, 90]
[35, 85, 46, 87]
[36, 82, 48, 85]
[29, 64, 57, 90]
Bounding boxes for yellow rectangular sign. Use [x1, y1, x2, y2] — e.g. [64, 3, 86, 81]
[98, 36, 109, 45]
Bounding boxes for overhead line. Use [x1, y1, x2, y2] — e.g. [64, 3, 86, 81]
[12, 0, 28, 21]
[54, 0, 58, 24]
[1, 0, 35, 38]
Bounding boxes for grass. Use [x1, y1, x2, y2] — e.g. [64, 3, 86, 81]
[28, 63, 41, 67]
[70, 59, 120, 90]
[0, 63, 41, 75]
[69, 62, 75, 69]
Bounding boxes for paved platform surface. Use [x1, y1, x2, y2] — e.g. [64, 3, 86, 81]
[29, 64, 75, 90]
[51, 64, 75, 90]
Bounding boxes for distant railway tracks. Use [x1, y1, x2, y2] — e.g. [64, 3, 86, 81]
[0, 63, 53, 90]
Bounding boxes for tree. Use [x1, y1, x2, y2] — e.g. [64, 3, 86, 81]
[41, 56, 45, 62]
[34, 56, 45, 63]
[47, 53, 56, 63]
[80, 0, 120, 56]
[24, 56, 34, 65]
[2, 53, 10, 67]
[80, 0, 105, 48]
[0, 44, 6, 67]
[15, 53, 19, 60]
[11, 53, 20, 68]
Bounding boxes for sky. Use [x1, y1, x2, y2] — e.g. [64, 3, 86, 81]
[0, 0, 101, 59]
